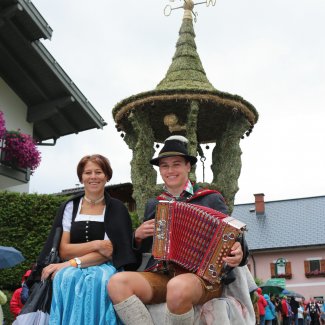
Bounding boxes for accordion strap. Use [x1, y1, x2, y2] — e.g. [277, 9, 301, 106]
[156, 188, 223, 203]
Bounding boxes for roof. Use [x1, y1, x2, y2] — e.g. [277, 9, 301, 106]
[0, 0, 106, 142]
[232, 195, 325, 251]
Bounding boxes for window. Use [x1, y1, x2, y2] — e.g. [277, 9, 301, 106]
[310, 260, 320, 272]
[304, 259, 325, 277]
[270, 258, 292, 279]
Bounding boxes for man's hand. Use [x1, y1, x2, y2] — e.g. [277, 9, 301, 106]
[223, 241, 243, 267]
[134, 219, 155, 243]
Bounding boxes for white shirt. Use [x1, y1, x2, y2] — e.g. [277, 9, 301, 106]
[62, 200, 109, 240]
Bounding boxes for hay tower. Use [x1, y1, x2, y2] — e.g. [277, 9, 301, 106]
[112, 1, 258, 217]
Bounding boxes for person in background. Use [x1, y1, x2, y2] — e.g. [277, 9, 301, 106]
[257, 288, 267, 325]
[297, 301, 305, 325]
[306, 298, 321, 325]
[251, 291, 260, 325]
[320, 299, 325, 325]
[264, 293, 276, 325]
[20, 264, 36, 305]
[273, 295, 282, 325]
[269, 293, 279, 325]
[290, 296, 300, 325]
[9, 270, 31, 319]
[281, 295, 290, 325]
[0, 289, 7, 325]
[40, 154, 140, 324]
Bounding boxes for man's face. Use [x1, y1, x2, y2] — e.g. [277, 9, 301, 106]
[159, 156, 191, 193]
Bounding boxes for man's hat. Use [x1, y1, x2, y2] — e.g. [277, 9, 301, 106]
[150, 135, 197, 166]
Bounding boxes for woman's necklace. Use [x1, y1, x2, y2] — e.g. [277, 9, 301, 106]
[83, 195, 104, 208]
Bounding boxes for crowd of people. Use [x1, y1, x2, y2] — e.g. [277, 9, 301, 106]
[255, 289, 325, 325]
[2, 135, 324, 325]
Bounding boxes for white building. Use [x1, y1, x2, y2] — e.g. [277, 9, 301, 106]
[0, 0, 106, 192]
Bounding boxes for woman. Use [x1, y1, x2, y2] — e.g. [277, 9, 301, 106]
[41, 154, 139, 324]
[298, 301, 305, 325]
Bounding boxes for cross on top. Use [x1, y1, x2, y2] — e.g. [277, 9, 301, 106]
[164, 0, 217, 21]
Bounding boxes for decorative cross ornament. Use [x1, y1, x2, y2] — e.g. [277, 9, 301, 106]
[164, 0, 216, 22]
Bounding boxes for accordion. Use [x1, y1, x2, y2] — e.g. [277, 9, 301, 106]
[152, 201, 246, 284]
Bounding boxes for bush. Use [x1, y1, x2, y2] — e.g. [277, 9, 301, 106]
[129, 211, 141, 230]
[0, 192, 68, 290]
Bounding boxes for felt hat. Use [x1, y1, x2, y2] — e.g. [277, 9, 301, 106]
[150, 135, 197, 166]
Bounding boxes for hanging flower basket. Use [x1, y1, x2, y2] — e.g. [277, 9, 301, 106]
[2, 130, 41, 173]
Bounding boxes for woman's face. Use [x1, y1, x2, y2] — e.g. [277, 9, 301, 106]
[81, 161, 108, 195]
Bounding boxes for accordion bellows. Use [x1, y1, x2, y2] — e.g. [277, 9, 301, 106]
[152, 201, 246, 284]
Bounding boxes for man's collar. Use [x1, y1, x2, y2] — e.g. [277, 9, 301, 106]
[163, 179, 194, 199]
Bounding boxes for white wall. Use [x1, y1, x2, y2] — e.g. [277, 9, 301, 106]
[0, 77, 32, 192]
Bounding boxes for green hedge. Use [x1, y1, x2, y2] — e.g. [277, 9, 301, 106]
[0, 192, 68, 290]
[0, 192, 141, 291]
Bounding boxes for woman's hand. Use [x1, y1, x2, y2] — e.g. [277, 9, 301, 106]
[96, 240, 113, 258]
[222, 241, 243, 267]
[41, 261, 71, 280]
[134, 219, 155, 242]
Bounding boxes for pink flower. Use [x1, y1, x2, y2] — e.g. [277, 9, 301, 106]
[3, 130, 41, 173]
[0, 111, 5, 139]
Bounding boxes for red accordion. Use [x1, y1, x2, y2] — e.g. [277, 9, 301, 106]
[152, 201, 246, 284]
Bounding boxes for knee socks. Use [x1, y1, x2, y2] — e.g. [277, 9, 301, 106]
[113, 294, 154, 325]
[165, 307, 194, 325]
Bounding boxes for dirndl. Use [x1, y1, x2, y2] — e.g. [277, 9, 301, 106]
[49, 263, 121, 325]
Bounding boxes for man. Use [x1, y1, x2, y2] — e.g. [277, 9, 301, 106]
[108, 135, 249, 324]
[306, 298, 321, 325]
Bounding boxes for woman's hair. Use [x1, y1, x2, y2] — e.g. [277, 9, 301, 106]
[77, 154, 113, 182]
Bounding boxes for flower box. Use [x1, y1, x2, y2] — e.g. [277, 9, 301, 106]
[1, 130, 41, 173]
[271, 273, 292, 279]
[305, 271, 325, 278]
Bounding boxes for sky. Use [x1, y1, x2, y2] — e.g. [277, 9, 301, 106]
[29, 0, 325, 206]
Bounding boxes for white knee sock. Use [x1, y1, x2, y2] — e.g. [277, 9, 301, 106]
[113, 295, 154, 325]
[165, 307, 194, 325]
